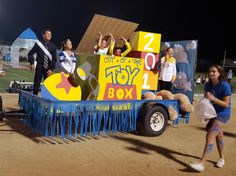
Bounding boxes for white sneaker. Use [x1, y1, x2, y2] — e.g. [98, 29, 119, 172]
[216, 159, 225, 168]
[190, 162, 205, 172]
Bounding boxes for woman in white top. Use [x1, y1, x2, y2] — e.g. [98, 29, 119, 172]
[59, 39, 76, 75]
[158, 47, 177, 91]
[94, 32, 112, 55]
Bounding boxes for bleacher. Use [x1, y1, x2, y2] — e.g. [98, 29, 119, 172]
[8, 80, 35, 93]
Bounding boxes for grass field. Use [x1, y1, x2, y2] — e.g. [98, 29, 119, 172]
[0, 63, 235, 93]
[0, 67, 34, 92]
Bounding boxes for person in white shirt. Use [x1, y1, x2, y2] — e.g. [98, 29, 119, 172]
[0, 64, 6, 76]
[227, 69, 233, 83]
[158, 47, 177, 91]
[59, 39, 76, 75]
[94, 32, 112, 55]
[196, 75, 202, 85]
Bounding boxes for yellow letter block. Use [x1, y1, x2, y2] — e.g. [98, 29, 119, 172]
[129, 31, 161, 53]
[142, 71, 158, 90]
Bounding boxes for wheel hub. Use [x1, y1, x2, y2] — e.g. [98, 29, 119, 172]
[150, 112, 165, 131]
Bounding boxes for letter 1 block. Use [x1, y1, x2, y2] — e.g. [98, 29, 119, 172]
[142, 70, 159, 90]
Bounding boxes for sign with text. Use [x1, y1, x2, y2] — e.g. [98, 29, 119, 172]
[97, 55, 144, 100]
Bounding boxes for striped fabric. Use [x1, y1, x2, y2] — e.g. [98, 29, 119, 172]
[43, 55, 49, 69]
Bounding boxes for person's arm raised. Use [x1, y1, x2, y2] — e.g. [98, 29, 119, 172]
[97, 32, 103, 48]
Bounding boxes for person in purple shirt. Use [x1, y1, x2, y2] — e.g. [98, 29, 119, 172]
[190, 64, 231, 172]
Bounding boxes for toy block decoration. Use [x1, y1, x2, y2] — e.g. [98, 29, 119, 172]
[97, 55, 144, 100]
[127, 51, 159, 71]
[73, 55, 100, 100]
[129, 31, 161, 53]
[43, 54, 144, 101]
[142, 70, 158, 90]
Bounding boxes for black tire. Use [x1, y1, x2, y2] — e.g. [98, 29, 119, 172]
[138, 104, 168, 136]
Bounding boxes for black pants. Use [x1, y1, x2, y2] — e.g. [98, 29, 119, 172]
[33, 64, 48, 95]
[158, 80, 172, 91]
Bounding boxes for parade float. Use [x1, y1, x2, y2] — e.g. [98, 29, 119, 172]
[18, 14, 197, 138]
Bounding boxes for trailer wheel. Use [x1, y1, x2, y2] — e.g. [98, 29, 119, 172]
[139, 104, 168, 136]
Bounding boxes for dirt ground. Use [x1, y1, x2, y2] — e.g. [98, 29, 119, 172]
[0, 93, 236, 176]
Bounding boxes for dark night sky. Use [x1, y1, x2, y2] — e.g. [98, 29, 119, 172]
[0, 0, 235, 61]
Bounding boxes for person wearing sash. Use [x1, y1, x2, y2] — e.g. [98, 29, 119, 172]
[28, 28, 57, 95]
[59, 39, 76, 75]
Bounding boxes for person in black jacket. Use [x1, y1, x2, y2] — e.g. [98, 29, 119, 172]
[28, 28, 57, 95]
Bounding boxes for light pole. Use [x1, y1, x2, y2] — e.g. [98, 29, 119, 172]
[223, 50, 226, 68]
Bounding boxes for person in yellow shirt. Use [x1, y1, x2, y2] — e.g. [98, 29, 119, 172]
[158, 47, 177, 91]
[108, 35, 131, 57]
